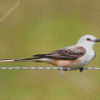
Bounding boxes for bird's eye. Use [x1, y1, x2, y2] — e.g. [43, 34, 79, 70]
[87, 38, 91, 41]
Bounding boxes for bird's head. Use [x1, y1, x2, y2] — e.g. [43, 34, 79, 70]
[77, 35, 100, 48]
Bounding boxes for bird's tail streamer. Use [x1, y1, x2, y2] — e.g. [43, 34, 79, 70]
[0, 58, 35, 62]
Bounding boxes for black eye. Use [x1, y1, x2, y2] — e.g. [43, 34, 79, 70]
[87, 38, 91, 41]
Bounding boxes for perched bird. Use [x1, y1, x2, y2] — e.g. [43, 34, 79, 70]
[0, 35, 100, 72]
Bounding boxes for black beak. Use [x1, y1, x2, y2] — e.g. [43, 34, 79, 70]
[95, 39, 100, 42]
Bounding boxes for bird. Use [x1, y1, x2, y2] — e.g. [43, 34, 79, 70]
[0, 35, 100, 72]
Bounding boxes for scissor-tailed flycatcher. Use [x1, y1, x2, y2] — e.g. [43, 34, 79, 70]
[0, 35, 100, 72]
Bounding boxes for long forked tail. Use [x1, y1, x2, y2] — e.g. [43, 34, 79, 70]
[0, 54, 48, 62]
[0, 58, 36, 62]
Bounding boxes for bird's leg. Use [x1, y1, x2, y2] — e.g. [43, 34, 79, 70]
[79, 67, 84, 72]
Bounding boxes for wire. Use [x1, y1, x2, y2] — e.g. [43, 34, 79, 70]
[0, 67, 100, 70]
[0, 67, 100, 76]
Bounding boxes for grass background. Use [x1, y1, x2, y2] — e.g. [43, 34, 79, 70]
[0, 0, 100, 100]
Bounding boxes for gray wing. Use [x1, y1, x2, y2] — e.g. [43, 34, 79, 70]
[33, 46, 86, 60]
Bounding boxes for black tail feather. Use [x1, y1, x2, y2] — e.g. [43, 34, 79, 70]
[33, 54, 46, 58]
[14, 58, 35, 61]
[0, 54, 46, 62]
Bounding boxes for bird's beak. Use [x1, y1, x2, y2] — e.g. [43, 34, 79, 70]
[95, 39, 100, 42]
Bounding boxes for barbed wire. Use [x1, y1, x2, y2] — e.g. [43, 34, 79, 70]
[0, 67, 100, 70]
[0, 67, 100, 76]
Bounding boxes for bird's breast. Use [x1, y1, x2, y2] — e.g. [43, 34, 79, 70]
[51, 57, 82, 67]
[80, 49, 96, 65]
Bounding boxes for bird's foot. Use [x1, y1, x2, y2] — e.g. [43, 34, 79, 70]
[62, 67, 84, 72]
[79, 67, 84, 72]
[70, 67, 84, 72]
[63, 66, 68, 71]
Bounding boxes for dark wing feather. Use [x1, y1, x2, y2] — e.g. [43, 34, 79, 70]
[33, 46, 86, 60]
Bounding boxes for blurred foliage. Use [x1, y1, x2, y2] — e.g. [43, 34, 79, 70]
[0, 0, 100, 100]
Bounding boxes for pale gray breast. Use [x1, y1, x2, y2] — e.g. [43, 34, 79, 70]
[80, 49, 96, 66]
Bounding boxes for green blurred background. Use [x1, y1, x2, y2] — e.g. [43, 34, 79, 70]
[0, 0, 100, 100]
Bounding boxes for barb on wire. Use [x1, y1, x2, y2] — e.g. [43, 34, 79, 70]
[0, 67, 100, 76]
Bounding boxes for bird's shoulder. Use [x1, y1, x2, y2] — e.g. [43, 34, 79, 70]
[50, 45, 86, 54]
